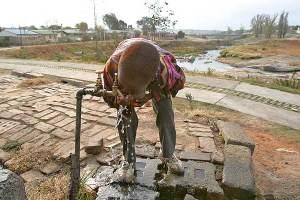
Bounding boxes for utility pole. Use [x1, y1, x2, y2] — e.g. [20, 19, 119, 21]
[19, 26, 23, 47]
[92, 0, 100, 60]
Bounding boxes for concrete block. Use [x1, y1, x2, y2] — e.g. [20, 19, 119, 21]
[218, 121, 255, 154]
[158, 161, 224, 199]
[222, 144, 256, 200]
[180, 151, 211, 162]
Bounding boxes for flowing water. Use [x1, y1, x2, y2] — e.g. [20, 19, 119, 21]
[177, 49, 233, 72]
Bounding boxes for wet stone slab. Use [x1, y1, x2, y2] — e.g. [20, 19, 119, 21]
[157, 161, 224, 200]
[93, 159, 224, 200]
[97, 184, 159, 200]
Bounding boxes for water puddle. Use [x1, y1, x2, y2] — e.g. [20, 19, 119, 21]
[177, 49, 233, 72]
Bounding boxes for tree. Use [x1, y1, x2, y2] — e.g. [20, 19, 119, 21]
[263, 14, 277, 38]
[76, 22, 88, 32]
[278, 11, 289, 38]
[251, 14, 264, 37]
[28, 25, 37, 30]
[40, 25, 46, 29]
[48, 24, 61, 30]
[118, 20, 127, 30]
[103, 13, 120, 30]
[137, 16, 154, 35]
[239, 25, 245, 34]
[227, 26, 232, 34]
[177, 30, 185, 39]
[143, 0, 177, 39]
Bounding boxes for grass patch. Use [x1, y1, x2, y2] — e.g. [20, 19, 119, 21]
[26, 172, 70, 200]
[17, 77, 51, 88]
[78, 175, 97, 200]
[236, 76, 300, 95]
[1, 140, 22, 152]
[219, 39, 300, 60]
[0, 39, 231, 63]
[6, 147, 53, 174]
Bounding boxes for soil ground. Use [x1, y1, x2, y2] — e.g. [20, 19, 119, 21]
[0, 39, 230, 64]
[173, 98, 300, 199]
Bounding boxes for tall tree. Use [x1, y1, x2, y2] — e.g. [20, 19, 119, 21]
[103, 13, 120, 30]
[137, 16, 154, 35]
[227, 26, 232, 34]
[118, 20, 127, 30]
[278, 11, 289, 38]
[143, 0, 177, 39]
[251, 14, 264, 38]
[76, 22, 88, 32]
[263, 14, 277, 39]
[239, 25, 245, 34]
[49, 24, 61, 30]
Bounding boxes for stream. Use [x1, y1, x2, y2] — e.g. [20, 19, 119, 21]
[177, 49, 233, 72]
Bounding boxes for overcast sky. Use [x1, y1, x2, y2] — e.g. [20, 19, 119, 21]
[1, 0, 299, 30]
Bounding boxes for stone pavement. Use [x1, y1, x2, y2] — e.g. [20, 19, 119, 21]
[0, 58, 299, 130]
[0, 74, 257, 199]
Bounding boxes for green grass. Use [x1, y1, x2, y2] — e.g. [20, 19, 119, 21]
[237, 76, 300, 95]
[1, 140, 22, 152]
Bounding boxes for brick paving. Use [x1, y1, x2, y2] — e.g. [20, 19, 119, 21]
[0, 74, 119, 159]
[0, 74, 256, 199]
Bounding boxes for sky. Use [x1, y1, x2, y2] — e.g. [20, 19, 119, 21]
[1, 0, 299, 30]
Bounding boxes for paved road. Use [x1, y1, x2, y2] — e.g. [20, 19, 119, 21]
[1, 58, 300, 130]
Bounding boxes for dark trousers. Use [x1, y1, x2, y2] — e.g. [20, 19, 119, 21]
[117, 97, 176, 164]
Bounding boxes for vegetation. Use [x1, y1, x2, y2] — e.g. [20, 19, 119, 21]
[17, 78, 52, 88]
[0, 39, 230, 63]
[277, 11, 289, 38]
[220, 39, 300, 60]
[137, 0, 177, 39]
[103, 13, 128, 30]
[75, 22, 88, 32]
[26, 172, 69, 200]
[177, 31, 185, 39]
[6, 147, 52, 174]
[250, 11, 290, 39]
[1, 140, 22, 152]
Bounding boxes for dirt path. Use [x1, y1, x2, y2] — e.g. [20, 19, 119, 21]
[247, 128, 300, 199]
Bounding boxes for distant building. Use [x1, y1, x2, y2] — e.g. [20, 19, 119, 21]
[297, 27, 300, 34]
[32, 30, 57, 43]
[1, 28, 40, 45]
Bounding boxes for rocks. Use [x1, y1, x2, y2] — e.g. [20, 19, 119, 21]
[136, 144, 156, 158]
[0, 169, 26, 200]
[198, 137, 217, 153]
[88, 165, 114, 190]
[40, 161, 62, 175]
[217, 121, 255, 154]
[84, 140, 104, 155]
[135, 158, 161, 189]
[20, 169, 45, 182]
[180, 151, 211, 162]
[189, 131, 214, 138]
[222, 144, 256, 200]
[212, 151, 224, 165]
[97, 184, 159, 200]
[158, 161, 224, 200]
[0, 149, 11, 164]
